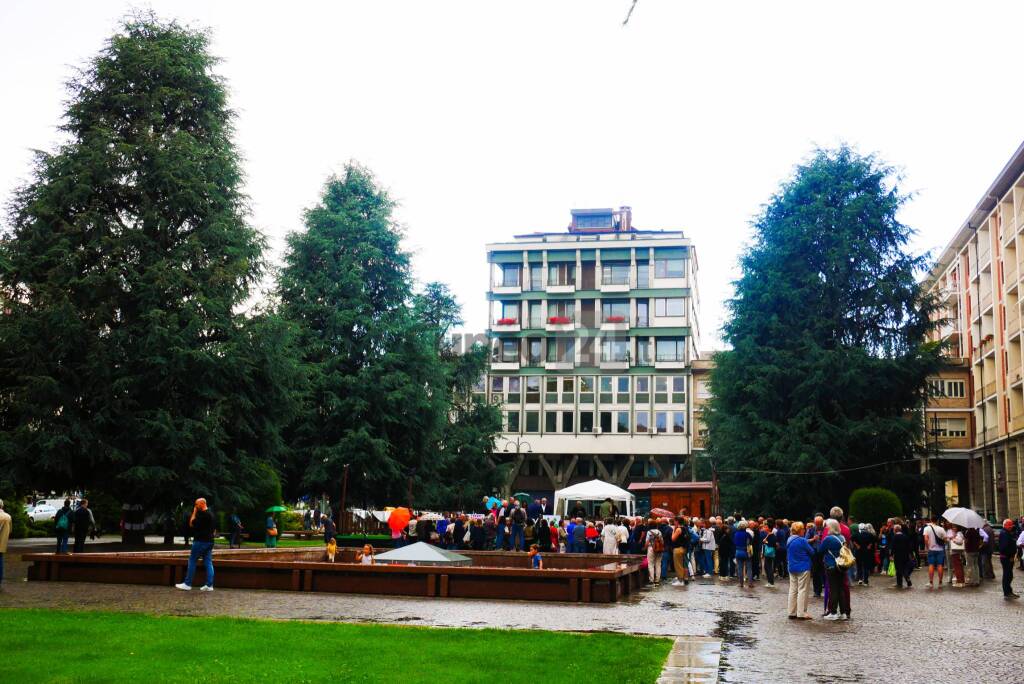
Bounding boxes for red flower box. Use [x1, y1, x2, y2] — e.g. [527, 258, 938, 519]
[548, 316, 571, 324]
[604, 315, 625, 323]
[496, 318, 518, 325]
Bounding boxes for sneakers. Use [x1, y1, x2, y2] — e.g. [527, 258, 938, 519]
[671, 579, 682, 586]
[199, 585, 214, 592]
[823, 613, 840, 621]
[174, 583, 192, 591]
[839, 614, 850, 621]
[857, 580, 864, 586]
[767, 582, 775, 588]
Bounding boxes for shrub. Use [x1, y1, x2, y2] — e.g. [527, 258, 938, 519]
[0, 490, 32, 539]
[280, 511, 303, 532]
[848, 487, 903, 529]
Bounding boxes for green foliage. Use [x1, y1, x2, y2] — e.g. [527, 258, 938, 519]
[236, 462, 282, 542]
[0, 609, 672, 684]
[848, 487, 903, 528]
[706, 146, 943, 517]
[0, 490, 31, 539]
[0, 16, 301, 515]
[277, 167, 501, 509]
[279, 510, 303, 531]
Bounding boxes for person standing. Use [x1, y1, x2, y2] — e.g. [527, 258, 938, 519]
[786, 521, 813, 619]
[72, 499, 95, 553]
[599, 497, 614, 520]
[602, 518, 620, 555]
[510, 502, 526, 551]
[963, 525, 981, 587]
[229, 510, 244, 549]
[719, 518, 735, 579]
[175, 498, 215, 591]
[998, 519, 1020, 599]
[645, 520, 665, 585]
[807, 516, 825, 598]
[852, 524, 876, 586]
[890, 523, 913, 589]
[762, 521, 778, 588]
[949, 525, 965, 587]
[527, 498, 543, 524]
[922, 518, 947, 589]
[469, 518, 485, 550]
[0, 499, 10, 591]
[980, 521, 996, 580]
[671, 519, 690, 586]
[265, 513, 278, 548]
[321, 513, 337, 549]
[822, 519, 851, 620]
[733, 521, 753, 589]
[54, 499, 73, 554]
[700, 521, 716, 577]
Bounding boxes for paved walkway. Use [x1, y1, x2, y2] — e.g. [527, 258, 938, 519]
[3, 544, 1023, 683]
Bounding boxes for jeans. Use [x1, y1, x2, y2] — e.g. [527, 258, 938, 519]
[736, 556, 752, 585]
[701, 549, 714, 575]
[495, 528, 506, 550]
[230, 531, 241, 548]
[764, 554, 776, 584]
[788, 570, 810, 616]
[183, 540, 214, 588]
[511, 524, 525, 551]
[661, 548, 671, 578]
[1001, 556, 1015, 596]
[57, 533, 69, 553]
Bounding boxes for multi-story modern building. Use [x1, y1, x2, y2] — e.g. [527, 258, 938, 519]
[924, 140, 1024, 520]
[481, 207, 701, 498]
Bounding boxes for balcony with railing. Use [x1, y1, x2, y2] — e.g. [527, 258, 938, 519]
[545, 314, 575, 332]
[492, 316, 520, 332]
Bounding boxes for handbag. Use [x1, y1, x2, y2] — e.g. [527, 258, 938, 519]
[463, 529, 471, 543]
[268, 527, 278, 537]
[886, 559, 896, 577]
[837, 542, 855, 569]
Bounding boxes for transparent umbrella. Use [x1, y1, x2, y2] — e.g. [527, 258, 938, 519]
[941, 507, 986, 529]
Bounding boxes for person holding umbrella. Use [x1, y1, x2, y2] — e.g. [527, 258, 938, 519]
[265, 505, 285, 548]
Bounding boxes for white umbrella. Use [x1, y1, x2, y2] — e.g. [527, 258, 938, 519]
[941, 507, 986, 529]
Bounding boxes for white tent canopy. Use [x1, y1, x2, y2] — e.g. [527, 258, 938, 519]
[553, 479, 635, 518]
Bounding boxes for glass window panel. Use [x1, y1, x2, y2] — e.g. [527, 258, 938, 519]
[525, 411, 539, 433]
[601, 262, 630, 285]
[580, 411, 594, 432]
[637, 300, 649, 326]
[601, 300, 629, 321]
[545, 411, 558, 433]
[502, 264, 521, 286]
[617, 377, 630, 393]
[528, 338, 542, 364]
[655, 412, 668, 433]
[636, 261, 649, 288]
[636, 411, 649, 433]
[562, 411, 574, 433]
[491, 377, 504, 393]
[600, 411, 613, 433]
[561, 376, 574, 393]
[636, 377, 649, 392]
[637, 338, 651, 364]
[654, 258, 684, 278]
[506, 411, 520, 432]
[526, 377, 541, 403]
[617, 411, 630, 433]
[672, 412, 686, 433]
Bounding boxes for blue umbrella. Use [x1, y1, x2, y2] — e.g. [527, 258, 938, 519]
[485, 496, 501, 510]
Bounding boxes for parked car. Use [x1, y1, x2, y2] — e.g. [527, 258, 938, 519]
[28, 504, 58, 522]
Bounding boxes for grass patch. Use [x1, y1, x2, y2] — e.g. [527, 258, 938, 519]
[0, 608, 670, 683]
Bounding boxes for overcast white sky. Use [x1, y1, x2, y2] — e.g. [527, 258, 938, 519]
[2, 1, 1023, 349]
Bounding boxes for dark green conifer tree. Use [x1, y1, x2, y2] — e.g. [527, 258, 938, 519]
[706, 147, 943, 516]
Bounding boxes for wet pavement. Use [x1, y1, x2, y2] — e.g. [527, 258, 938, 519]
[3, 543, 1023, 683]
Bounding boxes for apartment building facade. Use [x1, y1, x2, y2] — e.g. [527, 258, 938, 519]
[924, 141, 1024, 520]
[481, 207, 701, 497]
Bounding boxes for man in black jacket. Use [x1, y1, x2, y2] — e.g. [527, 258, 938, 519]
[175, 498, 216, 591]
[72, 499, 94, 553]
[997, 519, 1019, 599]
[891, 523, 913, 589]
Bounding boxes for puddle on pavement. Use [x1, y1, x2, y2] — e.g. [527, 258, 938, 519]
[710, 610, 756, 681]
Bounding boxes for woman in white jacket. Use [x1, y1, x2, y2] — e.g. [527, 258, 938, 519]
[700, 523, 717, 577]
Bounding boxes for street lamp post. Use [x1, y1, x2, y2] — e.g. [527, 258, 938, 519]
[501, 437, 532, 497]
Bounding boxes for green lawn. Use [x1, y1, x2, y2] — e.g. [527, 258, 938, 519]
[0, 609, 670, 683]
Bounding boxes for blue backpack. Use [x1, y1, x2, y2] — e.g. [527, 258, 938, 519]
[55, 510, 70, 531]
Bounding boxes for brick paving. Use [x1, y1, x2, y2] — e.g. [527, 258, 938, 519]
[2, 544, 1022, 683]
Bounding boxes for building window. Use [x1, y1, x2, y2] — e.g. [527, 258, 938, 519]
[500, 264, 521, 287]
[545, 411, 558, 433]
[655, 411, 668, 433]
[600, 411, 613, 433]
[507, 377, 521, 404]
[491, 376, 504, 395]
[601, 376, 629, 403]
[494, 339, 518, 363]
[561, 376, 575, 402]
[529, 265, 543, 291]
[525, 377, 541, 404]
[579, 376, 595, 404]
[672, 412, 685, 433]
[935, 417, 967, 437]
[637, 338, 651, 365]
[601, 262, 630, 286]
[527, 338, 543, 365]
[655, 337, 685, 362]
[528, 302, 543, 329]
[655, 376, 669, 403]
[601, 300, 629, 323]
[654, 298, 685, 317]
[637, 300, 649, 327]
[601, 339, 630, 363]
[548, 263, 576, 287]
[506, 411, 520, 433]
[636, 261, 649, 288]
[472, 376, 486, 396]
[580, 411, 594, 432]
[577, 213, 612, 229]
[635, 377, 650, 404]
[546, 377, 559, 404]
[636, 410, 650, 433]
[546, 338, 575, 363]
[600, 377, 613, 404]
[562, 411, 574, 433]
[927, 379, 944, 397]
[946, 380, 965, 398]
[547, 300, 574, 323]
[654, 258, 685, 279]
[616, 411, 630, 433]
[525, 411, 539, 433]
[672, 376, 686, 403]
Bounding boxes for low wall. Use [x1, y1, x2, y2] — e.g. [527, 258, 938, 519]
[23, 548, 647, 603]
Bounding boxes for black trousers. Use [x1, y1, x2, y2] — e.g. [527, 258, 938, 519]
[826, 567, 851, 615]
[811, 554, 824, 595]
[73, 534, 87, 553]
[896, 558, 914, 587]
[1001, 556, 1015, 596]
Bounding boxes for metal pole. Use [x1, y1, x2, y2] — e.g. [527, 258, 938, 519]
[339, 463, 349, 535]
